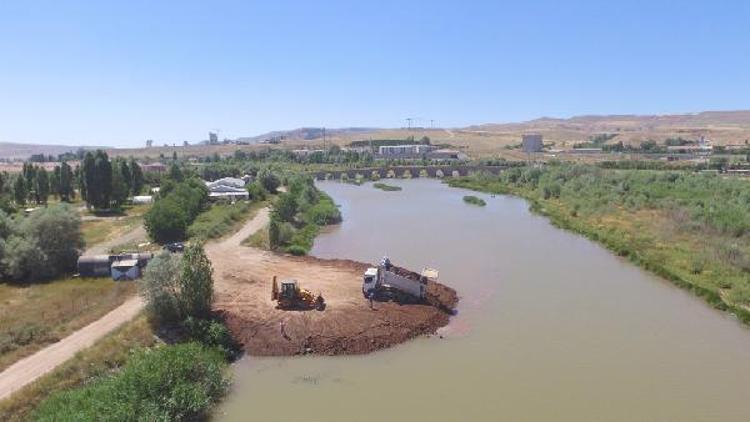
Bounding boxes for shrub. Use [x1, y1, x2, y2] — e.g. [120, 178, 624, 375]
[140, 252, 183, 323]
[246, 181, 267, 200]
[268, 218, 281, 250]
[258, 170, 280, 193]
[140, 244, 214, 323]
[463, 195, 487, 206]
[33, 343, 229, 421]
[285, 245, 307, 256]
[179, 243, 214, 319]
[182, 317, 239, 360]
[373, 182, 402, 192]
[303, 194, 341, 225]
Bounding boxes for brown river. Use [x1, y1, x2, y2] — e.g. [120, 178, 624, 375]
[217, 178, 750, 421]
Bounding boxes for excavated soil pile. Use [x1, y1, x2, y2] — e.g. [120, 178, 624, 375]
[207, 236, 458, 356]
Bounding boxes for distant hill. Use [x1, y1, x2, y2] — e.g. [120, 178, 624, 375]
[464, 110, 750, 146]
[234, 127, 377, 144]
[0, 142, 96, 160]
[5, 110, 750, 160]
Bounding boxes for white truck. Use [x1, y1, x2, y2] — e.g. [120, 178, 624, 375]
[362, 257, 439, 302]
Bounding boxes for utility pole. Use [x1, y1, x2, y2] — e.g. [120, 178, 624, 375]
[406, 118, 413, 131]
[322, 127, 326, 151]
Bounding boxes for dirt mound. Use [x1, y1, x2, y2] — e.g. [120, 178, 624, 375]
[207, 237, 459, 356]
[426, 280, 459, 314]
[390, 264, 424, 282]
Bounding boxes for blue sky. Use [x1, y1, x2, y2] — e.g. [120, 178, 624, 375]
[1, 1, 749, 147]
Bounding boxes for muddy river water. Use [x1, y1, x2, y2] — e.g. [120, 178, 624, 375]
[218, 179, 750, 421]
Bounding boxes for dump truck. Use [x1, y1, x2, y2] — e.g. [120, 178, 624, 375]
[272, 276, 325, 310]
[362, 257, 439, 303]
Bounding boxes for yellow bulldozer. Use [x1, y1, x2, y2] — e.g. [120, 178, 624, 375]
[272, 276, 325, 310]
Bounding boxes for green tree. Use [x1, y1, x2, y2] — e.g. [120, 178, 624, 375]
[75, 164, 86, 202]
[2, 204, 83, 281]
[50, 166, 61, 199]
[258, 170, 280, 193]
[145, 198, 188, 242]
[34, 167, 50, 204]
[59, 161, 75, 201]
[2, 236, 47, 281]
[81, 152, 96, 208]
[272, 192, 297, 222]
[23, 204, 83, 274]
[93, 150, 113, 209]
[179, 243, 214, 319]
[111, 160, 129, 207]
[13, 176, 26, 205]
[246, 181, 267, 201]
[168, 163, 184, 182]
[129, 158, 144, 195]
[22, 163, 36, 202]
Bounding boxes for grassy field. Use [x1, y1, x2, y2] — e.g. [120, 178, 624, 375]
[0, 278, 137, 372]
[187, 200, 267, 241]
[449, 165, 750, 323]
[0, 315, 156, 421]
[80, 204, 150, 248]
[243, 223, 269, 249]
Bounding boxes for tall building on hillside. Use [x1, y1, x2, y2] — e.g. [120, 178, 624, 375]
[209, 132, 219, 144]
[522, 134, 544, 153]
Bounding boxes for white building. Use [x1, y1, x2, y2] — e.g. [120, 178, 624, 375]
[206, 177, 246, 190]
[132, 195, 153, 204]
[378, 144, 436, 156]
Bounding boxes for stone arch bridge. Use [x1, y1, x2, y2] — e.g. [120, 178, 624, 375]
[312, 165, 506, 181]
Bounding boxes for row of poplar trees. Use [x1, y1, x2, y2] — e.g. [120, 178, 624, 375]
[13, 150, 145, 210]
[79, 150, 145, 210]
[14, 161, 76, 205]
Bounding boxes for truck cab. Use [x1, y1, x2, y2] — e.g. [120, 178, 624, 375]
[363, 267, 378, 298]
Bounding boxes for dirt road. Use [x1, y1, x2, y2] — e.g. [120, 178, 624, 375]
[0, 296, 144, 401]
[206, 209, 458, 356]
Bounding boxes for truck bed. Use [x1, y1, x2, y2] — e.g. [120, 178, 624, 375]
[389, 265, 426, 283]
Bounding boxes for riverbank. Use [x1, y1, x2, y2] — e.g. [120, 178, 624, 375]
[448, 165, 750, 324]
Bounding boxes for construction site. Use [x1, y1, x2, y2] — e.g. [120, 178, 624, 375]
[205, 210, 458, 356]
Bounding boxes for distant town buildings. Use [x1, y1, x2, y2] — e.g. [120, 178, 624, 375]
[139, 162, 167, 173]
[371, 144, 468, 161]
[428, 149, 468, 161]
[209, 132, 219, 145]
[522, 134, 544, 153]
[292, 149, 325, 157]
[378, 144, 436, 156]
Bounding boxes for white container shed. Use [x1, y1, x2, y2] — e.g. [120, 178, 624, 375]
[111, 259, 140, 281]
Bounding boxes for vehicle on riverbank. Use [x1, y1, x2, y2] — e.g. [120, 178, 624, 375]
[363, 257, 438, 303]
